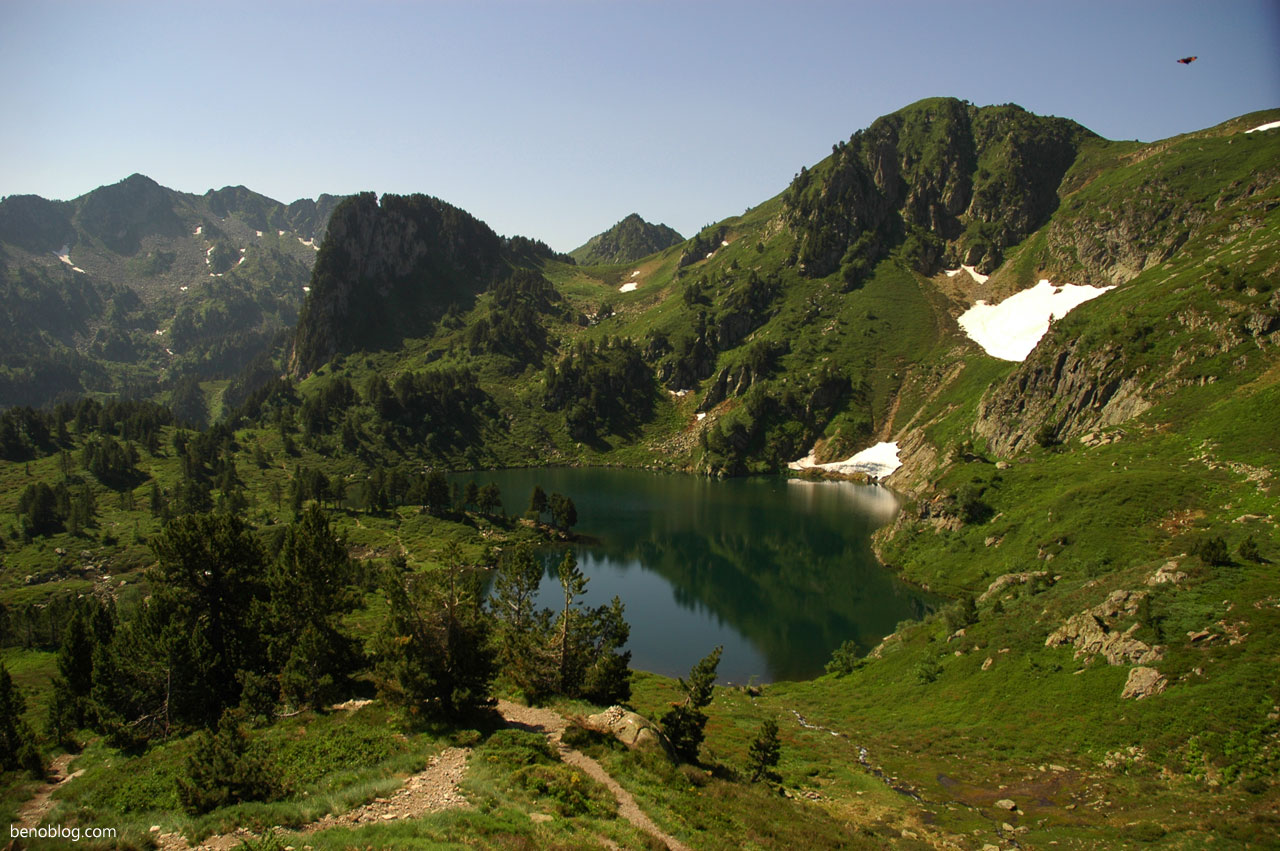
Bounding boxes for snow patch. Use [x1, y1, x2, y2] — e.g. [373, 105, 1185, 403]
[1245, 120, 1280, 134]
[302, 286, 310, 292]
[788, 441, 902, 479]
[298, 236, 319, 250]
[631, 270, 641, 278]
[194, 226, 202, 235]
[957, 279, 1113, 361]
[944, 265, 989, 284]
[180, 286, 188, 292]
[669, 389, 689, 397]
[154, 329, 164, 336]
[705, 252, 715, 260]
[619, 282, 638, 293]
[278, 230, 286, 236]
[53, 244, 84, 272]
[721, 240, 729, 247]
[237, 256, 246, 266]
[696, 412, 706, 421]
[256, 230, 263, 237]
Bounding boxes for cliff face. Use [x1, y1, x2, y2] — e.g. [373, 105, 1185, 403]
[974, 341, 1151, 456]
[290, 193, 504, 375]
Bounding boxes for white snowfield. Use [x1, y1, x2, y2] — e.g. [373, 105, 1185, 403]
[618, 282, 638, 292]
[788, 441, 902, 479]
[944, 264, 989, 284]
[958, 279, 1113, 361]
[1245, 120, 1280, 134]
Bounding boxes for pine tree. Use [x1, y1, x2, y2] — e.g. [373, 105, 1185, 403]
[491, 544, 554, 700]
[147, 514, 267, 727]
[528, 485, 548, 522]
[375, 544, 495, 720]
[0, 662, 44, 777]
[747, 718, 781, 783]
[553, 550, 589, 693]
[265, 506, 359, 709]
[661, 645, 722, 763]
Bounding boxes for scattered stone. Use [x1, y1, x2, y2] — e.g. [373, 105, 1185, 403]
[995, 798, 1017, 811]
[1121, 667, 1167, 700]
[981, 657, 994, 671]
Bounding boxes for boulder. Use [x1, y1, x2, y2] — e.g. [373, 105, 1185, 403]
[1121, 666, 1167, 700]
[584, 706, 675, 758]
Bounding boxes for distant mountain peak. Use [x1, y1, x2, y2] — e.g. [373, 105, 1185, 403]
[569, 214, 683, 266]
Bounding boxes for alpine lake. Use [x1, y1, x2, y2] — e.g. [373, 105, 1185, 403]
[452, 468, 937, 684]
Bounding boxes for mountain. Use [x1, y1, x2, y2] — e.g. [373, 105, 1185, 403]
[569, 213, 683, 266]
[1, 98, 1278, 846]
[0, 174, 342, 409]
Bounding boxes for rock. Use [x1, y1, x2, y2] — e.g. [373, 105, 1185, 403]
[1146, 560, 1187, 586]
[1045, 589, 1164, 666]
[981, 657, 994, 671]
[995, 798, 1017, 811]
[978, 570, 1052, 603]
[1121, 666, 1167, 699]
[584, 706, 675, 759]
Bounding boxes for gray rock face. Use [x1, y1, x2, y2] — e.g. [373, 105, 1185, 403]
[975, 340, 1151, 457]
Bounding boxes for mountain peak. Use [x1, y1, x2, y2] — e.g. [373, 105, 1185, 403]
[569, 214, 683, 266]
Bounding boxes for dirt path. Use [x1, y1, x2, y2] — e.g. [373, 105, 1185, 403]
[496, 699, 691, 851]
[153, 748, 473, 851]
[15, 752, 81, 830]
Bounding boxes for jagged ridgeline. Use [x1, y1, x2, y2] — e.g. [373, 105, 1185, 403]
[0, 174, 341, 408]
[783, 97, 1096, 282]
[569, 213, 683, 266]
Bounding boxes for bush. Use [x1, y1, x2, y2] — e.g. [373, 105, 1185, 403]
[1196, 536, 1232, 567]
[513, 763, 616, 817]
[177, 709, 277, 814]
[824, 640, 864, 676]
[1238, 535, 1263, 564]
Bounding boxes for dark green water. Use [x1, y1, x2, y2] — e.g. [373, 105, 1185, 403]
[454, 468, 935, 683]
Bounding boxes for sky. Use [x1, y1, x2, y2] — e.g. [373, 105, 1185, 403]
[2, 0, 1277, 252]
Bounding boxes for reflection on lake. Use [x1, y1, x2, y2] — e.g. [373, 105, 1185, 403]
[454, 468, 935, 683]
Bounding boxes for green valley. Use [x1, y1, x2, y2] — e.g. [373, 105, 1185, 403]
[1, 97, 1278, 849]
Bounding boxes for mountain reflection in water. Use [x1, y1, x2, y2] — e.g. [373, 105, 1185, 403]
[453, 469, 936, 683]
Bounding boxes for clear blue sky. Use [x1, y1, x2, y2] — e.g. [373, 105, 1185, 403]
[2, 0, 1277, 252]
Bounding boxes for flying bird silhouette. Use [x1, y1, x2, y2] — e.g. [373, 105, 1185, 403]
[1177, 56, 1198, 64]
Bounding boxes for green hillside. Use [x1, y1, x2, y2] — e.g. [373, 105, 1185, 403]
[1, 98, 1278, 849]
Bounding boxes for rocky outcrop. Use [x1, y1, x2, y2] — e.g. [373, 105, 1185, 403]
[1121, 666, 1168, 700]
[290, 192, 504, 375]
[1046, 589, 1165, 667]
[978, 571, 1053, 604]
[975, 340, 1151, 456]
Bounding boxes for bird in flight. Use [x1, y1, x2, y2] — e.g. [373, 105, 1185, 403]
[1177, 56, 1198, 64]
